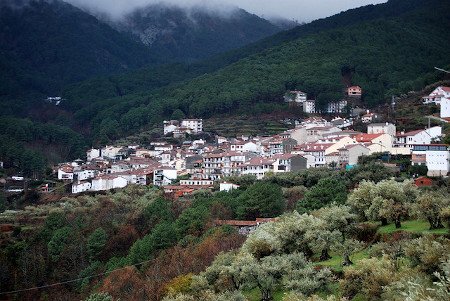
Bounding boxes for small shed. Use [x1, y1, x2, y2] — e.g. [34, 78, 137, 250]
[414, 176, 432, 187]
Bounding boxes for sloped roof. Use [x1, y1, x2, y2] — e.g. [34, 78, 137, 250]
[355, 134, 382, 142]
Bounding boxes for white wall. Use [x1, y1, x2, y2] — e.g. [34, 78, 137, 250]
[426, 150, 450, 176]
[441, 98, 450, 118]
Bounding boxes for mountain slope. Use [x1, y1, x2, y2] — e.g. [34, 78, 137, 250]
[66, 0, 450, 142]
[116, 3, 282, 63]
[0, 0, 156, 104]
[63, 0, 445, 107]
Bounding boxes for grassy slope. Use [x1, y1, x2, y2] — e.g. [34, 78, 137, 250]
[377, 220, 448, 235]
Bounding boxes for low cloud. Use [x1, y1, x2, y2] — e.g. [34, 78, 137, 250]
[65, 0, 387, 21]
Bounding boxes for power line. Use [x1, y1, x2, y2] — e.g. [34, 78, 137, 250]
[0, 259, 153, 296]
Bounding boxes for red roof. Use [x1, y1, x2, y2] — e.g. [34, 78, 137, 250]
[246, 157, 276, 166]
[296, 143, 334, 151]
[272, 153, 301, 160]
[441, 86, 450, 92]
[396, 129, 424, 137]
[355, 134, 382, 142]
[59, 165, 74, 173]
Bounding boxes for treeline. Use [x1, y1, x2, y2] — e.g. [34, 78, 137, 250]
[63, 0, 450, 142]
[0, 117, 86, 176]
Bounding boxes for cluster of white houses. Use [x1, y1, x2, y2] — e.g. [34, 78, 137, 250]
[57, 115, 449, 195]
[163, 119, 203, 137]
[285, 86, 362, 114]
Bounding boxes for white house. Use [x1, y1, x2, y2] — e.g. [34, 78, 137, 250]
[91, 175, 128, 191]
[153, 168, 177, 186]
[326, 100, 348, 114]
[180, 179, 214, 186]
[303, 100, 316, 114]
[101, 146, 125, 160]
[163, 120, 179, 135]
[220, 182, 240, 192]
[72, 181, 92, 194]
[367, 123, 396, 137]
[58, 165, 74, 180]
[181, 119, 203, 133]
[441, 97, 450, 119]
[422, 86, 450, 104]
[355, 133, 393, 154]
[361, 113, 377, 123]
[236, 157, 276, 179]
[286, 90, 307, 103]
[394, 127, 442, 149]
[347, 86, 362, 97]
[412, 144, 449, 177]
[86, 149, 101, 161]
[294, 143, 333, 167]
[73, 169, 96, 181]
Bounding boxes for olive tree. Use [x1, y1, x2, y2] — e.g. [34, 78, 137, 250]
[240, 252, 331, 301]
[414, 191, 449, 230]
[347, 179, 418, 227]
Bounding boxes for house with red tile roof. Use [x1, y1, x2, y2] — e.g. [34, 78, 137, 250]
[347, 86, 362, 97]
[394, 126, 442, 149]
[422, 86, 450, 104]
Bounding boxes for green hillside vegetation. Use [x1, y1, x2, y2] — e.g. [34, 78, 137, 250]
[0, 117, 86, 176]
[2, 163, 449, 301]
[63, 0, 447, 107]
[64, 0, 450, 143]
[0, 0, 156, 106]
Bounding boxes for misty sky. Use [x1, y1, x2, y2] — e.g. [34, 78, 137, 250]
[66, 0, 387, 21]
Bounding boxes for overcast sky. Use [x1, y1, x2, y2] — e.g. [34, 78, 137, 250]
[66, 0, 387, 22]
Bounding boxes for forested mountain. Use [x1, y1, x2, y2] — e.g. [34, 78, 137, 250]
[0, 0, 285, 172]
[64, 0, 450, 143]
[114, 3, 282, 63]
[65, 0, 443, 106]
[0, 0, 156, 105]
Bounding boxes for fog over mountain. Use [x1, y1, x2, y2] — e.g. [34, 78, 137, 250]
[66, 0, 387, 21]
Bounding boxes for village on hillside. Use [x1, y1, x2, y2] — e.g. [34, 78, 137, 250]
[46, 85, 450, 198]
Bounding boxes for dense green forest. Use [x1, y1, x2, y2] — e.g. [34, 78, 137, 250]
[1, 163, 449, 300]
[63, 0, 447, 105]
[0, 0, 157, 105]
[0, 117, 86, 176]
[62, 0, 450, 143]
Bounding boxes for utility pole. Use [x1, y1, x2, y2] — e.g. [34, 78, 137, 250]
[434, 67, 450, 74]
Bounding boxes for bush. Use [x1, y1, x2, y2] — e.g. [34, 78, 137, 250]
[340, 256, 397, 300]
[350, 223, 379, 242]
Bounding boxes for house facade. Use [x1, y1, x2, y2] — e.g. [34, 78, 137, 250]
[411, 144, 450, 177]
[347, 86, 362, 97]
[181, 119, 203, 133]
[367, 123, 396, 137]
[441, 97, 450, 119]
[338, 144, 370, 166]
[422, 86, 450, 104]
